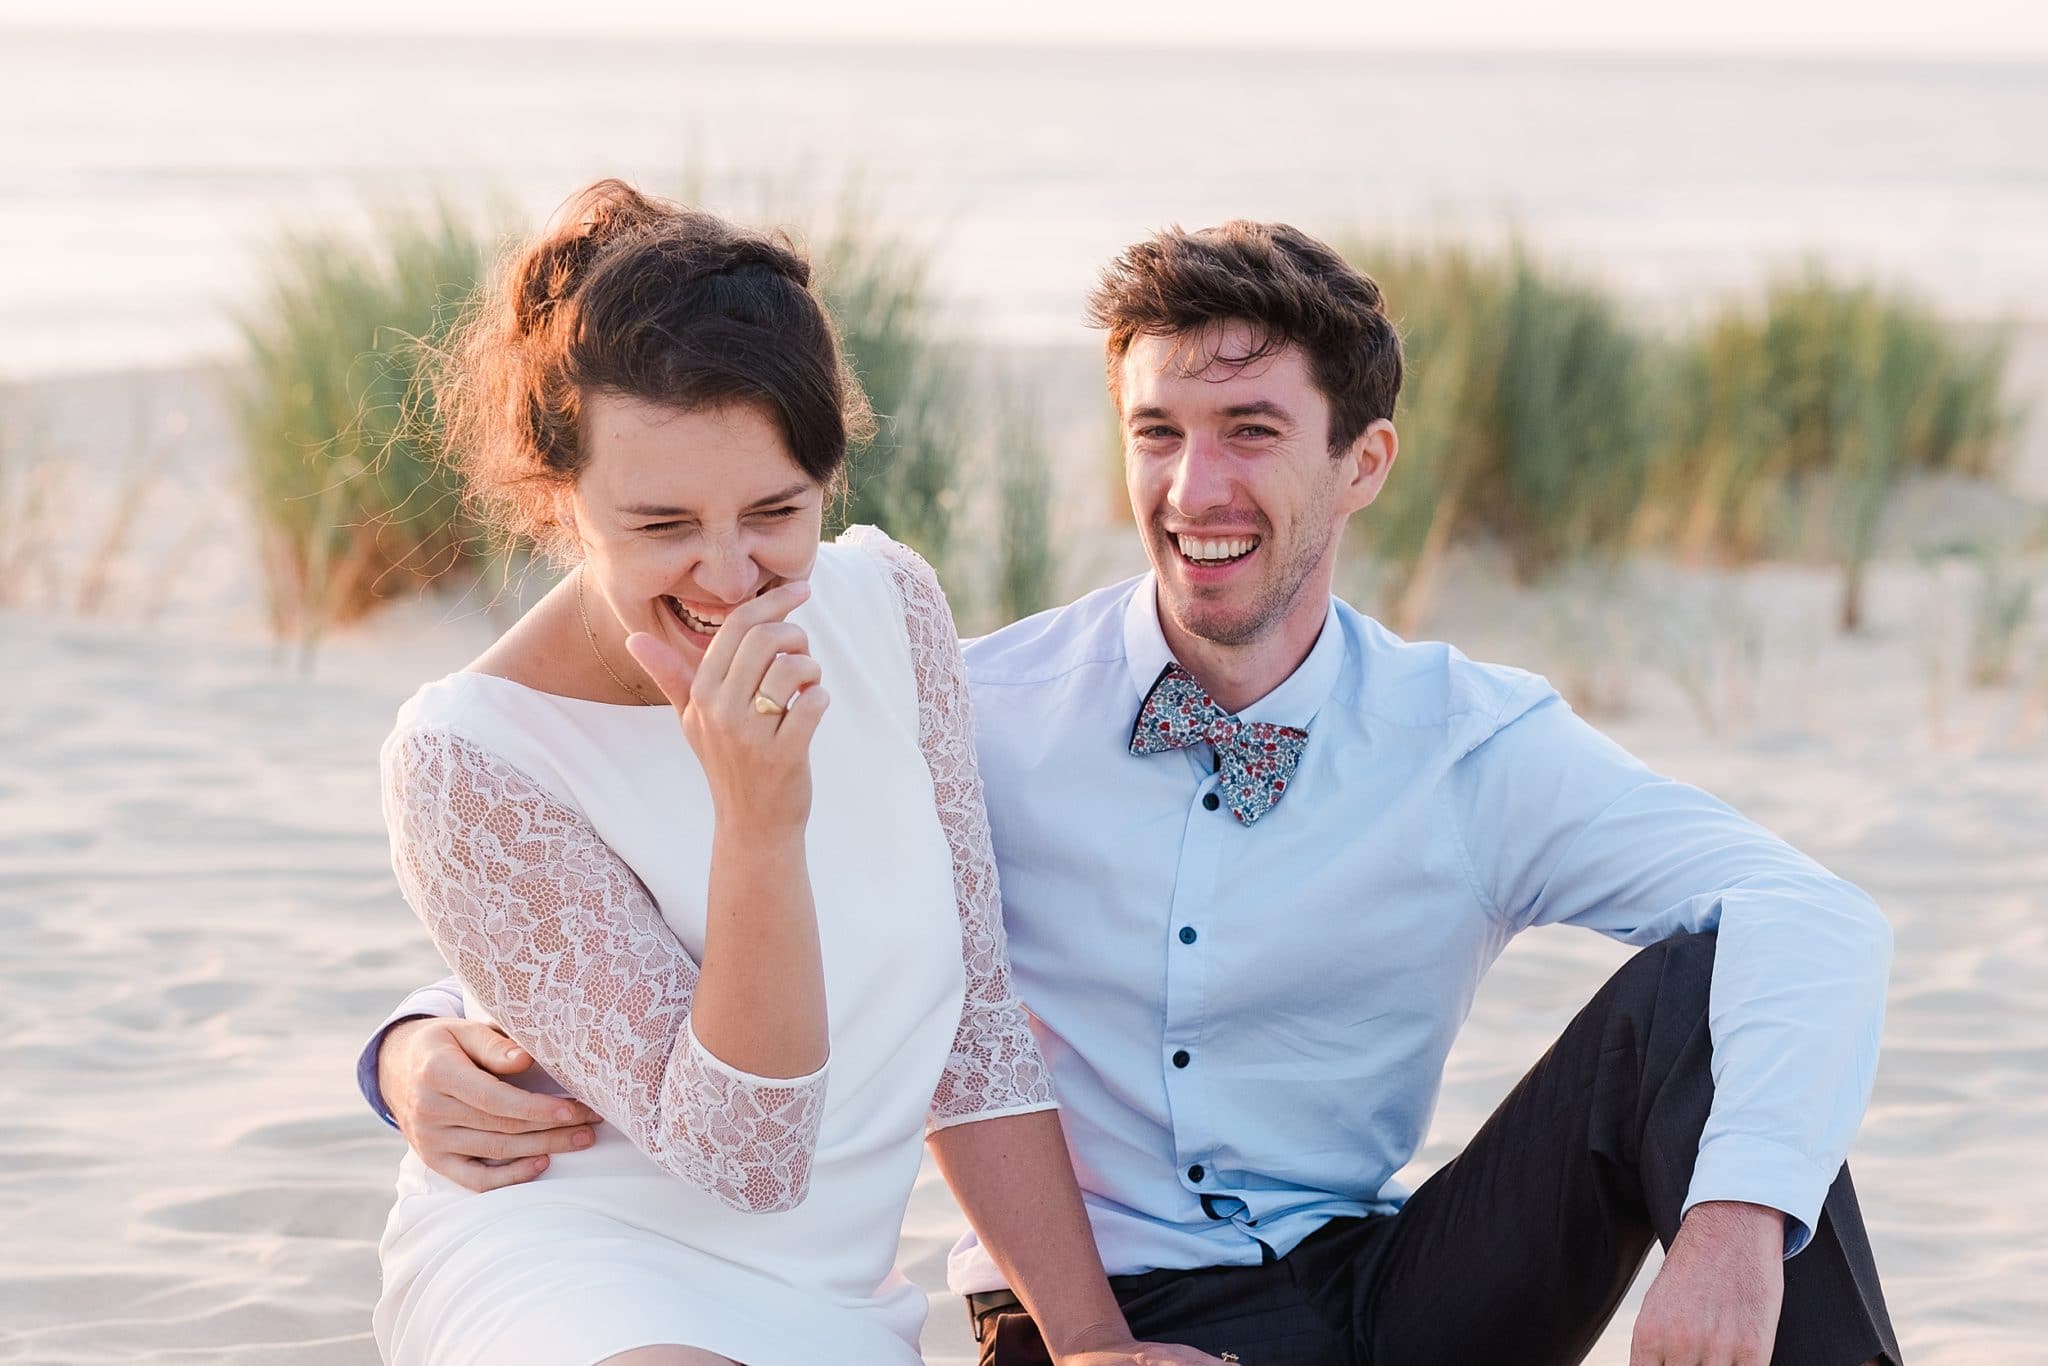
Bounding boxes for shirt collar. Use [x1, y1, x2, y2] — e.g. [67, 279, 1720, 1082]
[1121, 575, 1346, 731]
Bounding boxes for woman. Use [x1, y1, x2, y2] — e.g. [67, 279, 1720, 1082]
[373, 180, 1221, 1366]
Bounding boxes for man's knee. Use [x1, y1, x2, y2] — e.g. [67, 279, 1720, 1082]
[1613, 929, 1717, 1025]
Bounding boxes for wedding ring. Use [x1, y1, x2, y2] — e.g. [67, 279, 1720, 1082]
[752, 691, 787, 716]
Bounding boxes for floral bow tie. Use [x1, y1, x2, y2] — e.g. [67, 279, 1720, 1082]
[1129, 663, 1309, 826]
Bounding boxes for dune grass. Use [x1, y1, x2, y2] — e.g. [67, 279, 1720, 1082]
[992, 390, 1057, 625]
[233, 195, 996, 640]
[231, 205, 493, 649]
[232, 201, 2021, 648]
[0, 400, 59, 609]
[1652, 277, 2012, 629]
[1347, 241, 2018, 635]
[1354, 246, 1657, 631]
[814, 223, 970, 568]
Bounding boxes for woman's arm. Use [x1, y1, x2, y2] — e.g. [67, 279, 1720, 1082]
[628, 578, 833, 1088]
[384, 723, 826, 1212]
[929, 1112, 1154, 1362]
[863, 530, 1223, 1365]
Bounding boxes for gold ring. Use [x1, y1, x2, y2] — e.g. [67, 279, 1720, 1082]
[752, 691, 786, 716]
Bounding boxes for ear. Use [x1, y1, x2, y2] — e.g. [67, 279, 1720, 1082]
[553, 485, 581, 543]
[1337, 419, 1398, 515]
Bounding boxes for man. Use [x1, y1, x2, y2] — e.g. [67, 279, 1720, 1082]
[361, 222, 1899, 1365]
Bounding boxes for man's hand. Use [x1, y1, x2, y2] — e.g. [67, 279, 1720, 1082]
[1630, 1200, 1785, 1365]
[379, 1017, 603, 1192]
[1053, 1322, 1234, 1366]
[1058, 1344, 1235, 1366]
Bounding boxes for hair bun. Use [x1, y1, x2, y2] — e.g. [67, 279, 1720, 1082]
[508, 179, 665, 339]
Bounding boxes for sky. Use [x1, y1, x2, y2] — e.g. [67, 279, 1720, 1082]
[4, 0, 2047, 59]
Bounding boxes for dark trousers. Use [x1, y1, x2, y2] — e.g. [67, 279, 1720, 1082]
[971, 933, 1900, 1366]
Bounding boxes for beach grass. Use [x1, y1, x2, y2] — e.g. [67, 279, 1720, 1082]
[0, 401, 59, 608]
[1347, 241, 2020, 635]
[815, 220, 971, 573]
[1651, 276, 2014, 629]
[992, 389, 1057, 625]
[231, 209, 2024, 646]
[233, 194, 991, 641]
[1352, 245, 1656, 631]
[231, 204, 493, 649]
[0, 390, 195, 618]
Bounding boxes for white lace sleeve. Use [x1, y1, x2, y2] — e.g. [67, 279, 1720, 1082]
[382, 727, 827, 1212]
[846, 531, 1059, 1132]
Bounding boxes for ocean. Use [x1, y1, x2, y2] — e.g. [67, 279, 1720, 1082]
[3, 26, 2046, 378]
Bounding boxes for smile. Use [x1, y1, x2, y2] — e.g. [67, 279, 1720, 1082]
[661, 592, 764, 636]
[1174, 533, 1261, 566]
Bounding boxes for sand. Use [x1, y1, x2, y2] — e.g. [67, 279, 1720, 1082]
[2, 366, 2044, 1363]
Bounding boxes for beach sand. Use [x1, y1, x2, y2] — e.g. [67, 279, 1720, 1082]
[3, 367, 2044, 1363]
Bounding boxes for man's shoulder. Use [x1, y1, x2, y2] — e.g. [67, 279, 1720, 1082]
[1335, 602, 1558, 748]
[964, 576, 1142, 690]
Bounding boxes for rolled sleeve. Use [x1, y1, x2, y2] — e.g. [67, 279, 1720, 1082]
[1683, 1132, 1841, 1258]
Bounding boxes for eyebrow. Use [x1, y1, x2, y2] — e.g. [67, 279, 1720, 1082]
[1126, 401, 1298, 424]
[620, 482, 813, 518]
[1219, 401, 1297, 424]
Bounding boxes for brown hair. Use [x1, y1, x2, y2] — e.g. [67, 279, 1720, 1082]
[439, 178, 872, 553]
[1085, 221, 1403, 454]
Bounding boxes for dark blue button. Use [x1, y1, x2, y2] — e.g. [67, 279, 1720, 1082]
[1179, 926, 1197, 945]
[1187, 1163, 1205, 1182]
[1172, 1049, 1190, 1068]
[1201, 792, 1221, 811]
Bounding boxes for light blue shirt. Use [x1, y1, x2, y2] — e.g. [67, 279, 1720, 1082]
[943, 574, 1889, 1292]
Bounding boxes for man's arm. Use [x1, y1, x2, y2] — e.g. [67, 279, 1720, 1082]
[361, 975, 604, 1193]
[1452, 688, 1890, 1364]
[1452, 690, 1890, 1253]
[930, 1111, 1227, 1366]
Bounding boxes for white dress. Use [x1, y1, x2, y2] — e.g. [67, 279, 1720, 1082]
[372, 529, 1056, 1366]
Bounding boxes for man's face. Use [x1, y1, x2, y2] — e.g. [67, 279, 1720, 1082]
[1119, 323, 1383, 651]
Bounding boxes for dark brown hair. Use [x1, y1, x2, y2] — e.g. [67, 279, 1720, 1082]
[439, 179, 873, 552]
[1085, 221, 1403, 454]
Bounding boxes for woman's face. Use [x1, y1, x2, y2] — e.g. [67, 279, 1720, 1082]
[570, 391, 826, 668]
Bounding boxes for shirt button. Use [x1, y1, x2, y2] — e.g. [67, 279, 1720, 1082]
[1172, 1049, 1190, 1068]
[1179, 926, 1198, 945]
[1201, 792, 1221, 811]
[1187, 1164, 1205, 1183]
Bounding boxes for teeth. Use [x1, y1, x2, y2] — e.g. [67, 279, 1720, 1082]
[1176, 535, 1258, 563]
[667, 598, 727, 633]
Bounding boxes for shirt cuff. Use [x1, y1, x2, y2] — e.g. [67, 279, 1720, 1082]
[682, 1014, 830, 1090]
[1682, 1133, 1838, 1258]
[357, 981, 467, 1128]
[357, 1014, 432, 1128]
[925, 1098, 1061, 1136]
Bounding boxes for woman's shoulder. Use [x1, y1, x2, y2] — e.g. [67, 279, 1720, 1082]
[825, 525, 948, 626]
[382, 672, 591, 808]
[830, 523, 933, 579]
[390, 668, 519, 737]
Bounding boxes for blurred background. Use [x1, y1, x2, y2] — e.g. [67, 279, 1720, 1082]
[3, 2, 2044, 1362]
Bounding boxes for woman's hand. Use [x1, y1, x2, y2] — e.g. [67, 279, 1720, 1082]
[626, 580, 830, 834]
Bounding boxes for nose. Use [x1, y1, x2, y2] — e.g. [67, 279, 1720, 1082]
[1166, 430, 1232, 517]
[691, 533, 762, 605]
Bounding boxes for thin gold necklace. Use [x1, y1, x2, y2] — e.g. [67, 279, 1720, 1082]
[576, 568, 659, 705]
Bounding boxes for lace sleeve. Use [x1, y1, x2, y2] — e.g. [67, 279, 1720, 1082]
[848, 531, 1058, 1132]
[382, 727, 827, 1212]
